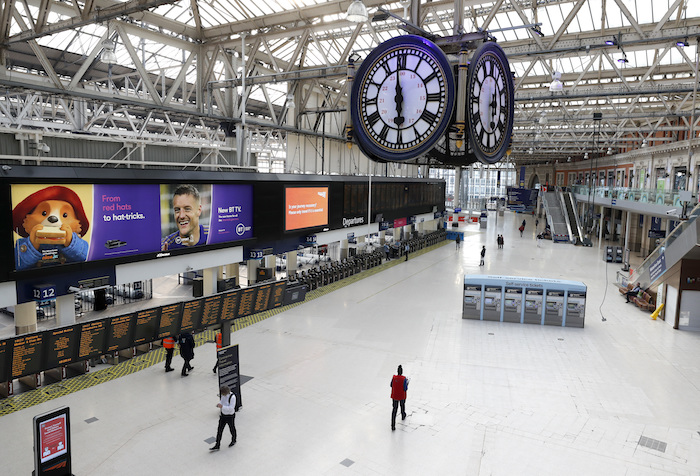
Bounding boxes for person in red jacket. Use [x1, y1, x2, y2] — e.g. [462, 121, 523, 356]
[212, 331, 223, 373]
[390, 365, 409, 430]
[162, 336, 176, 372]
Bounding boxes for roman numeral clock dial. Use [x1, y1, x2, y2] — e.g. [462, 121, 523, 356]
[466, 42, 515, 165]
[350, 35, 455, 162]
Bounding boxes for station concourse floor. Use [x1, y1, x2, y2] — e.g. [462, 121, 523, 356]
[2, 210, 700, 476]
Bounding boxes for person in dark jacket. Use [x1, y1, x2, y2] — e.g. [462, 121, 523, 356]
[178, 332, 195, 377]
[480, 246, 486, 266]
[390, 365, 409, 430]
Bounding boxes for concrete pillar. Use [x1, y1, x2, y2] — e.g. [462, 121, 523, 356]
[340, 238, 349, 260]
[598, 207, 604, 249]
[454, 167, 461, 209]
[624, 210, 632, 267]
[15, 301, 37, 334]
[379, 230, 386, 244]
[264, 255, 275, 269]
[202, 267, 217, 296]
[286, 251, 297, 275]
[224, 263, 239, 283]
[56, 294, 76, 327]
[247, 259, 259, 285]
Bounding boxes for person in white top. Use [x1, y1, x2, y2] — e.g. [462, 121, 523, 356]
[210, 385, 237, 450]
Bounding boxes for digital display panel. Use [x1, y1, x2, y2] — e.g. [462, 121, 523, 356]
[254, 283, 272, 313]
[285, 186, 329, 231]
[133, 308, 161, 345]
[269, 281, 286, 309]
[33, 406, 73, 476]
[200, 294, 223, 327]
[237, 287, 258, 318]
[11, 183, 254, 271]
[44, 326, 78, 369]
[12, 333, 45, 378]
[78, 320, 108, 360]
[220, 290, 241, 321]
[157, 303, 182, 339]
[0, 339, 10, 382]
[106, 314, 135, 352]
[180, 299, 204, 333]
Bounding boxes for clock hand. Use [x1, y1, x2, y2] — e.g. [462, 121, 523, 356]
[394, 62, 405, 127]
[489, 89, 497, 130]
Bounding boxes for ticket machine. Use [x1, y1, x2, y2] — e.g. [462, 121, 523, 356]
[544, 290, 565, 326]
[523, 288, 544, 325]
[482, 286, 502, 321]
[503, 287, 523, 323]
[463, 284, 482, 319]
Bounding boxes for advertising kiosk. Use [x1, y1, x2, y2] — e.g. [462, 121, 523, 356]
[463, 275, 587, 327]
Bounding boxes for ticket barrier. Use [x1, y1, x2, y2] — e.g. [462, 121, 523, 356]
[615, 246, 623, 263]
[605, 246, 614, 262]
[463, 275, 587, 327]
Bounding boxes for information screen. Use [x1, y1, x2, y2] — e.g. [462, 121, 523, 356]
[78, 320, 108, 360]
[33, 406, 72, 476]
[220, 290, 241, 321]
[285, 186, 329, 231]
[0, 339, 10, 382]
[254, 283, 272, 313]
[268, 281, 287, 309]
[44, 326, 78, 369]
[237, 287, 258, 318]
[12, 333, 45, 378]
[106, 314, 135, 352]
[180, 299, 204, 333]
[157, 303, 182, 339]
[133, 308, 160, 345]
[200, 295, 223, 327]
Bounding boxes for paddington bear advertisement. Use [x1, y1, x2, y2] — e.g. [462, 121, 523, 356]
[11, 183, 253, 271]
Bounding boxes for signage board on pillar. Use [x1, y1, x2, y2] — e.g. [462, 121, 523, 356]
[33, 284, 57, 303]
[217, 344, 242, 411]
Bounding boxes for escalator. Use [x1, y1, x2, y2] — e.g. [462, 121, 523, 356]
[562, 192, 585, 244]
[542, 192, 570, 242]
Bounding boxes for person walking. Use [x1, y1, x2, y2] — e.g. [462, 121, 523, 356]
[212, 331, 223, 373]
[178, 331, 195, 377]
[405, 242, 410, 261]
[480, 245, 486, 266]
[456, 233, 461, 250]
[384, 243, 390, 261]
[163, 335, 176, 372]
[390, 365, 409, 431]
[519, 224, 525, 237]
[209, 385, 237, 451]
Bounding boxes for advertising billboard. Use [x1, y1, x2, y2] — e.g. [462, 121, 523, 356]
[11, 183, 253, 271]
[285, 186, 329, 231]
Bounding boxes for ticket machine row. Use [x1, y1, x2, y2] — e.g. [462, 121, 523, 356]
[463, 283, 586, 328]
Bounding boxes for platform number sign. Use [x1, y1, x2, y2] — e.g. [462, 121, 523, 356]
[33, 284, 57, 302]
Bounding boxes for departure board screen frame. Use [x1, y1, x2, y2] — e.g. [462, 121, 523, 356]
[43, 325, 79, 369]
[0, 338, 10, 382]
[199, 294, 224, 328]
[12, 332, 45, 379]
[179, 299, 204, 333]
[268, 281, 287, 309]
[220, 289, 241, 322]
[133, 308, 161, 345]
[106, 314, 136, 353]
[237, 286, 258, 318]
[157, 302, 182, 340]
[253, 283, 273, 314]
[77, 320, 109, 360]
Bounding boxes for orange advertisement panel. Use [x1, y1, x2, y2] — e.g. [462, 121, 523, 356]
[285, 187, 329, 231]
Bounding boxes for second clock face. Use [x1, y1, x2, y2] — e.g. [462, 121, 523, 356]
[351, 35, 455, 162]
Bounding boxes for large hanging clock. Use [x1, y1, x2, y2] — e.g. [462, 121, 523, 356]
[466, 42, 515, 165]
[350, 35, 455, 162]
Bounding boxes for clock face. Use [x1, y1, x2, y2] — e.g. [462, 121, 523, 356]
[466, 42, 514, 164]
[350, 35, 455, 162]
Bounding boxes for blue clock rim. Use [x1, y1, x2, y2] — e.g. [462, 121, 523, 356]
[350, 35, 456, 162]
[466, 41, 515, 165]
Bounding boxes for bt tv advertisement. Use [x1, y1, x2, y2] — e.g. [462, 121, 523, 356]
[11, 183, 253, 271]
[285, 186, 329, 232]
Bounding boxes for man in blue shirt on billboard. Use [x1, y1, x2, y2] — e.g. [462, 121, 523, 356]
[162, 184, 209, 250]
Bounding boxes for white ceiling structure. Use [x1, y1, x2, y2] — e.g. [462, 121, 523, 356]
[0, 0, 699, 167]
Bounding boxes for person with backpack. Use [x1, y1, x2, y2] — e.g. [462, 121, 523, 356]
[210, 385, 237, 450]
[178, 331, 195, 377]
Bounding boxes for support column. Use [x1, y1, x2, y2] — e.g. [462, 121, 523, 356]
[286, 251, 297, 276]
[247, 259, 259, 285]
[202, 267, 217, 297]
[56, 294, 76, 327]
[340, 238, 349, 260]
[15, 301, 37, 334]
[454, 167, 462, 209]
[598, 207, 604, 249]
[624, 210, 632, 269]
[224, 263, 239, 284]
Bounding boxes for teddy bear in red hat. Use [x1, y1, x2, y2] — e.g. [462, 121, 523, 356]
[13, 186, 90, 270]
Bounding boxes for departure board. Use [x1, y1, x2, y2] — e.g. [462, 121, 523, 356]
[12, 333, 44, 378]
[200, 295, 223, 328]
[0, 339, 10, 382]
[180, 299, 204, 333]
[44, 326, 78, 369]
[106, 314, 135, 352]
[253, 284, 272, 313]
[157, 303, 182, 339]
[220, 290, 241, 321]
[237, 287, 258, 318]
[133, 308, 160, 345]
[78, 320, 108, 360]
[268, 281, 287, 309]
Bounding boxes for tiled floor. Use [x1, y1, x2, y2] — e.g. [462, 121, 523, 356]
[2, 210, 700, 475]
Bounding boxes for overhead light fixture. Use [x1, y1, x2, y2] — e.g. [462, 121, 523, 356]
[677, 37, 689, 47]
[549, 71, 563, 92]
[531, 24, 544, 37]
[346, 0, 369, 23]
[605, 37, 617, 46]
[617, 54, 628, 64]
[286, 93, 295, 109]
[606, 147, 612, 155]
[584, 152, 589, 159]
[641, 138, 648, 148]
[100, 24, 118, 65]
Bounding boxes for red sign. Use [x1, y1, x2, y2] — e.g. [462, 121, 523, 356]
[393, 217, 407, 228]
[39, 414, 68, 463]
[458, 216, 465, 222]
